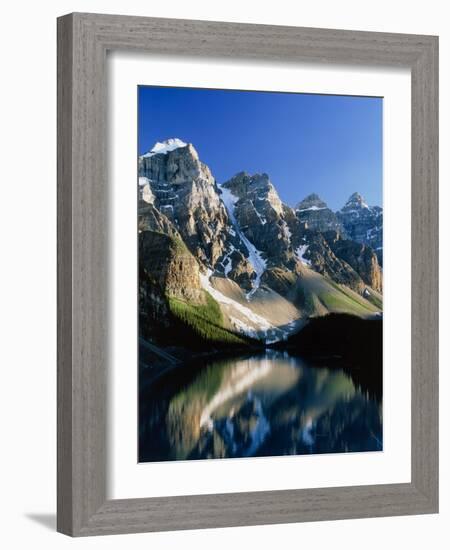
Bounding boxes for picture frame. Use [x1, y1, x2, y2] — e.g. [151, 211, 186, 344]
[57, 12, 439, 536]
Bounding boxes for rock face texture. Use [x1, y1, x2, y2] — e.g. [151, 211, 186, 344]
[299, 231, 365, 293]
[337, 192, 383, 264]
[296, 228, 382, 294]
[221, 172, 300, 270]
[137, 138, 383, 345]
[139, 230, 204, 304]
[138, 201, 180, 238]
[139, 141, 232, 268]
[295, 193, 344, 234]
[323, 231, 382, 292]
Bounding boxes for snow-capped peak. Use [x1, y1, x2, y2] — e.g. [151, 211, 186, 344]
[141, 138, 188, 158]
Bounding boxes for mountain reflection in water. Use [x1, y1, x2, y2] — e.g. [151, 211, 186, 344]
[139, 351, 382, 462]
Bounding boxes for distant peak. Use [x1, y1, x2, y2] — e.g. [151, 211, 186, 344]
[142, 138, 188, 158]
[296, 193, 328, 211]
[343, 192, 369, 209]
[348, 192, 362, 201]
[232, 171, 250, 180]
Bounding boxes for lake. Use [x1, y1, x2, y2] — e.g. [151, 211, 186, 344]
[139, 350, 382, 462]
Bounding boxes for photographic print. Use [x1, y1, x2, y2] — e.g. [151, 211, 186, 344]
[138, 86, 383, 462]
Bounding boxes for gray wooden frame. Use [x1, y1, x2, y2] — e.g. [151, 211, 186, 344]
[57, 12, 439, 537]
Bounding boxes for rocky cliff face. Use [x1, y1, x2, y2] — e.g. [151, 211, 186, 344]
[323, 231, 382, 292]
[221, 172, 300, 270]
[298, 231, 365, 293]
[138, 200, 181, 238]
[139, 230, 205, 304]
[295, 227, 382, 294]
[139, 140, 233, 268]
[337, 192, 383, 264]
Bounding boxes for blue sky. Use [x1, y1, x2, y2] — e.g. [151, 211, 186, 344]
[138, 86, 382, 210]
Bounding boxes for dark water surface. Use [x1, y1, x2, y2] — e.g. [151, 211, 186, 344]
[139, 350, 382, 462]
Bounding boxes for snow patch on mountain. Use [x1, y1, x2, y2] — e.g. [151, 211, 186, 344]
[281, 220, 292, 241]
[199, 271, 270, 327]
[297, 205, 326, 212]
[229, 317, 258, 338]
[141, 138, 187, 158]
[139, 176, 150, 186]
[254, 208, 267, 225]
[199, 269, 273, 332]
[138, 176, 155, 204]
[295, 244, 311, 266]
[220, 245, 235, 276]
[199, 270, 303, 344]
[219, 185, 267, 298]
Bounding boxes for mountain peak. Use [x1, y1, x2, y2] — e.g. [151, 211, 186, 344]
[343, 192, 369, 209]
[142, 138, 188, 158]
[223, 171, 283, 216]
[296, 193, 328, 212]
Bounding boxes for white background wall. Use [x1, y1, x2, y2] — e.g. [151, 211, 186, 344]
[0, 1, 447, 548]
